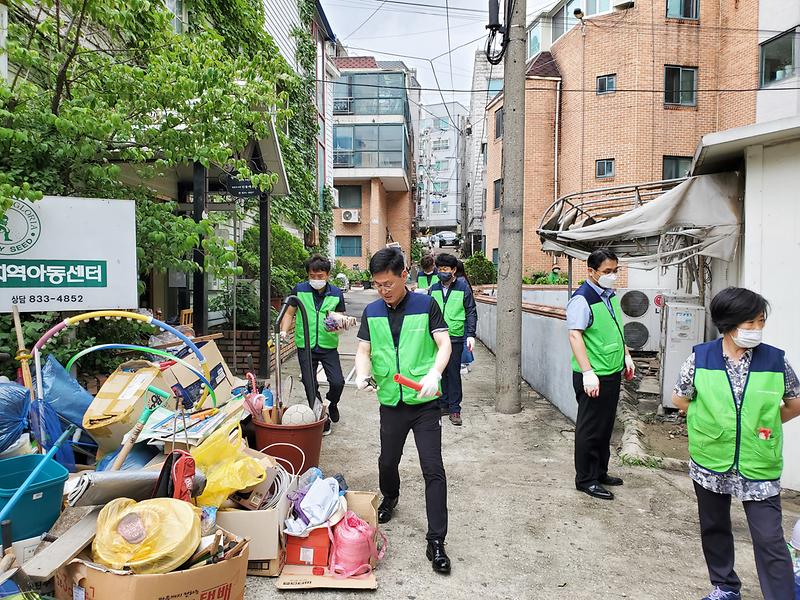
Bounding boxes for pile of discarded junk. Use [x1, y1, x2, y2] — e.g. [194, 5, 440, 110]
[0, 302, 383, 600]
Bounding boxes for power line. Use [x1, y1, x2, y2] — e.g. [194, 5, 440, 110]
[341, 0, 389, 40]
[444, 0, 456, 102]
[356, 0, 486, 14]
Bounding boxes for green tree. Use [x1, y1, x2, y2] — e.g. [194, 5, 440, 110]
[463, 252, 497, 285]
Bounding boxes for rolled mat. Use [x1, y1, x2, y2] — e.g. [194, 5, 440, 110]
[67, 470, 207, 507]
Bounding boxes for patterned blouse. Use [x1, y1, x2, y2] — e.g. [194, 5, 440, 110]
[674, 349, 800, 501]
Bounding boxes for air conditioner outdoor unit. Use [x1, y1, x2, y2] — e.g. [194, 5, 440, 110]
[341, 209, 361, 223]
[616, 288, 667, 352]
[660, 301, 706, 408]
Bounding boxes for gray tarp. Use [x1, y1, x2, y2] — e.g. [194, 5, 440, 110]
[539, 172, 742, 269]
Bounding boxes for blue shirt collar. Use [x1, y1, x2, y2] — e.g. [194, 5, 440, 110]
[586, 278, 613, 298]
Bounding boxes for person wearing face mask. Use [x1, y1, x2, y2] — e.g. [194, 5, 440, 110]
[566, 248, 633, 500]
[672, 287, 800, 600]
[428, 253, 478, 426]
[280, 254, 346, 435]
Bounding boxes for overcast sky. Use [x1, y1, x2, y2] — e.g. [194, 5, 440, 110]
[320, 0, 490, 109]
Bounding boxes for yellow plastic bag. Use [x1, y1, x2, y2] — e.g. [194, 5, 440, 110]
[92, 497, 201, 574]
[191, 424, 265, 507]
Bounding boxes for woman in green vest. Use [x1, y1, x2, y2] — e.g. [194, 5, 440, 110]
[673, 287, 800, 600]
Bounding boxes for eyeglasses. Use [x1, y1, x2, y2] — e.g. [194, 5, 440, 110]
[373, 280, 397, 292]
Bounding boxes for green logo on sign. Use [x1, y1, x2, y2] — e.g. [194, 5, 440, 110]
[0, 200, 41, 256]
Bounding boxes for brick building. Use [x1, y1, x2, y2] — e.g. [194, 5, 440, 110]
[483, 0, 759, 279]
[331, 57, 420, 269]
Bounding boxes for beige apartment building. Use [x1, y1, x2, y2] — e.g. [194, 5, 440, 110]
[483, 0, 758, 277]
[331, 56, 420, 269]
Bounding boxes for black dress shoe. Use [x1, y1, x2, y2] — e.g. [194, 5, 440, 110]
[599, 474, 623, 486]
[577, 483, 614, 500]
[328, 403, 340, 423]
[377, 497, 398, 524]
[426, 540, 451, 574]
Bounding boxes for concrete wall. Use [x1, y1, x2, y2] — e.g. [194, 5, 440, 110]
[743, 139, 800, 491]
[476, 298, 577, 422]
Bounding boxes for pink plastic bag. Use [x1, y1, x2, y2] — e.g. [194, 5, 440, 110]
[329, 510, 387, 578]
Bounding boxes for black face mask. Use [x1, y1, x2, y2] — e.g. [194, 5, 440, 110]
[438, 272, 453, 283]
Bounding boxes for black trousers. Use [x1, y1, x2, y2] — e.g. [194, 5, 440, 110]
[440, 340, 464, 413]
[378, 400, 448, 542]
[694, 481, 795, 599]
[297, 347, 345, 408]
[572, 370, 622, 488]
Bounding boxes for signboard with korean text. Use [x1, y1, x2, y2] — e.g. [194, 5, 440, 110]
[0, 196, 138, 312]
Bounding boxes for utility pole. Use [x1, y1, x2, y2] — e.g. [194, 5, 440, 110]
[459, 115, 470, 256]
[494, 0, 525, 414]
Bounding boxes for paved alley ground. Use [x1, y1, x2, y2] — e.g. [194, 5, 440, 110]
[245, 289, 798, 599]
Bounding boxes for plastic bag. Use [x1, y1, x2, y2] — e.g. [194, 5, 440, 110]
[92, 497, 201, 574]
[330, 510, 387, 578]
[190, 424, 265, 507]
[40, 355, 93, 429]
[0, 383, 31, 454]
[29, 398, 76, 472]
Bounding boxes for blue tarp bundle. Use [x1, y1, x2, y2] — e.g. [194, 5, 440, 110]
[0, 383, 31, 454]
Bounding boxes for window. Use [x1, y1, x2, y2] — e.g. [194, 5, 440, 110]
[432, 139, 449, 151]
[662, 156, 692, 180]
[552, 6, 565, 41]
[332, 72, 406, 115]
[495, 108, 504, 139]
[664, 66, 697, 106]
[432, 181, 449, 194]
[434, 159, 449, 172]
[585, 0, 611, 14]
[481, 142, 488, 166]
[595, 159, 615, 178]
[336, 186, 362, 209]
[333, 124, 407, 168]
[493, 178, 503, 209]
[492, 248, 499, 266]
[437, 118, 450, 130]
[527, 22, 542, 58]
[666, 0, 699, 19]
[482, 189, 487, 214]
[596, 74, 616, 94]
[760, 29, 798, 87]
[165, 0, 186, 33]
[335, 236, 362, 257]
[488, 78, 503, 99]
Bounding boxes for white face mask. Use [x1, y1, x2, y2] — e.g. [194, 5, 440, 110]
[597, 273, 618, 289]
[309, 279, 327, 291]
[732, 328, 762, 349]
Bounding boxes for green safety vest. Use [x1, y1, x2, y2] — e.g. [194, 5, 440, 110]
[688, 339, 785, 480]
[294, 284, 341, 350]
[365, 293, 439, 406]
[570, 282, 625, 376]
[417, 272, 436, 290]
[430, 284, 466, 338]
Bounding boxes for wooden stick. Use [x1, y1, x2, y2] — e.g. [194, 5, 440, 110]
[11, 305, 34, 399]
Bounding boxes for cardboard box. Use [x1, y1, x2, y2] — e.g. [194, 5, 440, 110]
[161, 341, 234, 408]
[275, 491, 380, 590]
[54, 538, 249, 600]
[246, 551, 284, 577]
[215, 450, 295, 575]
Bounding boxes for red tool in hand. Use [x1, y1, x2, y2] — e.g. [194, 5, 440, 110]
[393, 374, 441, 397]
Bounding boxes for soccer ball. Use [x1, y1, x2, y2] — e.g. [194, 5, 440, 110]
[281, 404, 317, 425]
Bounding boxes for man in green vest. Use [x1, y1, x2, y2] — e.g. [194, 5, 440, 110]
[280, 254, 346, 435]
[673, 287, 800, 600]
[354, 247, 453, 574]
[415, 253, 437, 291]
[566, 248, 634, 500]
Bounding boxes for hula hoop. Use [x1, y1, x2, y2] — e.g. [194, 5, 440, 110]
[33, 310, 212, 408]
[65, 344, 217, 408]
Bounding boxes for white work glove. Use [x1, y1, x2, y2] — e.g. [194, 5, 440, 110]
[280, 330, 289, 342]
[582, 370, 600, 398]
[466, 337, 475, 353]
[418, 369, 442, 399]
[355, 373, 374, 391]
[624, 354, 636, 380]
